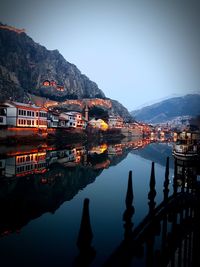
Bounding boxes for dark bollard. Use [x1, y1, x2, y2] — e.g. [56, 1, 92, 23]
[74, 198, 96, 267]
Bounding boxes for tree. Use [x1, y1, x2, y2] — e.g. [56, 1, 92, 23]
[89, 106, 109, 121]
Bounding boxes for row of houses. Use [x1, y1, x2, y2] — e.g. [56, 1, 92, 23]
[0, 101, 124, 130]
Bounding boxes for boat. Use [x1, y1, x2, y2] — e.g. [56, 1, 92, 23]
[173, 131, 200, 160]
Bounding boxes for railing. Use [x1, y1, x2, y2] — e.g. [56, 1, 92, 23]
[74, 157, 200, 267]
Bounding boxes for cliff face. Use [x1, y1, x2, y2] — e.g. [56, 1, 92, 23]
[0, 23, 133, 121]
[0, 24, 105, 102]
[110, 99, 133, 121]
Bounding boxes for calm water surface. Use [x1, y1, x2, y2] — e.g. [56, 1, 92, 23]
[0, 140, 174, 266]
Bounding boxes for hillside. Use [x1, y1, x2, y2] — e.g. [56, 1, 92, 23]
[0, 23, 105, 101]
[131, 94, 200, 123]
[0, 23, 132, 121]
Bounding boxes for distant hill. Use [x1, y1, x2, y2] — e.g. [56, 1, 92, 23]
[131, 94, 200, 123]
[0, 23, 132, 121]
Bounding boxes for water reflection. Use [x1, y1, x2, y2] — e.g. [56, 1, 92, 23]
[0, 138, 151, 237]
[131, 142, 174, 168]
[173, 155, 200, 192]
[104, 154, 200, 267]
[74, 198, 96, 267]
[0, 138, 199, 266]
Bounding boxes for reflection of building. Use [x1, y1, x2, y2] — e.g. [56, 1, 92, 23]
[1, 146, 87, 178]
[107, 144, 122, 155]
[3, 152, 47, 178]
[88, 144, 108, 155]
[0, 159, 6, 176]
[174, 156, 199, 190]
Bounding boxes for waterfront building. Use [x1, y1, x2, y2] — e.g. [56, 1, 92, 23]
[0, 105, 7, 125]
[0, 101, 47, 128]
[58, 115, 69, 128]
[108, 116, 123, 128]
[59, 111, 86, 129]
[47, 110, 59, 128]
[88, 118, 108, 130]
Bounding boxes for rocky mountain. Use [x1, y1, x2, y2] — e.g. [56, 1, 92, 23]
[0, 23, 105, 102]
[131, 94, 200, 124]
[110, 99, 133, 121]
[0, 23, 133, 120]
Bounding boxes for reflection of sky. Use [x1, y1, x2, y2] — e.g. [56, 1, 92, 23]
[0, 0, 200, 110]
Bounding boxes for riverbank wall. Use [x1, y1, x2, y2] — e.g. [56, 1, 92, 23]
[0, 126, 143, 144]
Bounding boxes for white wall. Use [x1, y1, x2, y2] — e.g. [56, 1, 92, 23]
[6, 107, 17, 126]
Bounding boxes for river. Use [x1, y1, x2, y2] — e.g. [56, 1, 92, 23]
[0, 139, 177, 266]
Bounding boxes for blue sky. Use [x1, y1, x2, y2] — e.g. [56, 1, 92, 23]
[0, 0, 200, 110]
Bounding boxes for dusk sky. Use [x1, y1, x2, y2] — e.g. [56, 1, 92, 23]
[0, 0, 200, 110]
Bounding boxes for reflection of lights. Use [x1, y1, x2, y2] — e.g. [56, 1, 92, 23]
[89, 144, 108, 154]
[41, 178, 48, 184]
[75, 156, 81, 163]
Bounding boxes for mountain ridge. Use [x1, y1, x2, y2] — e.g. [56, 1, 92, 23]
[131, 94, 200, 123]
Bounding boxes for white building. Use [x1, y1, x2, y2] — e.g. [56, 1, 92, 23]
[108, 116, 123, 128]
[59, 111, 86, 129]
[47, 110, 59, 128]
[0, 105, 7, 126]
[0, 101, 47, 128]
[88, 118, 108, 130]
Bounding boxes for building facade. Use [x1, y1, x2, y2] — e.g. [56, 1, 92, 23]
[108, 116, 123, 128]
[0, 101, 47, 128]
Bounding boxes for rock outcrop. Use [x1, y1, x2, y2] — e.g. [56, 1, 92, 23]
[0, 23, 105, 102]
[0, 23, 133, 121]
